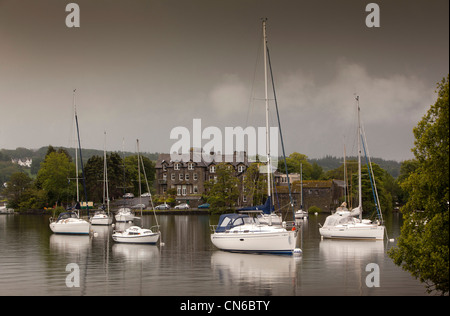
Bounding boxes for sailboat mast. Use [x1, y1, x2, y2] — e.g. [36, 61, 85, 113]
[356, 96, 362, 220]
[104, 131, 110, 213]
[137, 139, 142, 216]
[74, 101, 89, 218]
[262, 18, 271, 200]
[343, 143, 347, 205]
[73, 89, 79, 202]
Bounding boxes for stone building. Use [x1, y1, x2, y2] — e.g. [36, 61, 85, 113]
[155, 151, 250, 208]
[275, 179, 347, 214]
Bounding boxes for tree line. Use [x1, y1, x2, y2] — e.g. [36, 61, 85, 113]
[2, 146, 155, 210]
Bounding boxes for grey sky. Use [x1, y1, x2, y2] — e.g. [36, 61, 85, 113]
[0, 0, 448, 161]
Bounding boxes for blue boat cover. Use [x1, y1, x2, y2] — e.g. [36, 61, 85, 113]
[237, 196, 274, 214]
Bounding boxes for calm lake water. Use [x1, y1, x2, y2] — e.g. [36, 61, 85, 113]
[0, 212, 427, 296]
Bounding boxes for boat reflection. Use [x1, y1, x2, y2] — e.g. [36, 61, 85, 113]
[319, 239, 384, 262]
[49, 234, 91, 255]
[211, 251, 298, 293]
[112, 243, 160, 262]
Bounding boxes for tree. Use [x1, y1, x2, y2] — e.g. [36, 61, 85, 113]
[84, 155, 104, 203]
[3, 172, 33, 208]
[389, 75, 449, 295]
[204, 163, 240, 211]
[350, 162, 393, 217]
[35, 151, 77, 206]
[124, 155, 156, 196]
[277, 152, 313, 179]
[242, 163, 267, 206]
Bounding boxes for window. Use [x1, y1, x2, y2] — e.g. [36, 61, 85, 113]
[174, 163, 180, 170]
[171, 173, 175, 181]
[179, 173, 184, 181]
[193, 185, 198, 194]
[238, 165, 245, 173]
[188, 163, 194, 170]
[243, 195, 247, 202]
[185, 173, 190, 180]
[163, 173, 167, 180]
[210, 165, 216, 173]
[182, 185, 187, 196]
[193, 173, 198, 181]
[177, 185, 181, 196]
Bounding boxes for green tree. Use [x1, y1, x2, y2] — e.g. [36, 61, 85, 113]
[3, 172, 33, 208]
[351, 162, 392, 218]
[107, 152, 129, 200]
[389, 75, 449, 295]
[204, 163, 240, 211]
[242, 163, 267, 206]
[277, 152, 313, 179]
[35, 152, 76, 206]
[84, 155, 104, 203]
[124, 155, 156, 196]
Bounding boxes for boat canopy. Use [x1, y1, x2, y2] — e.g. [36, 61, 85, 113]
[57, 211, 79, 221]
[237, 196, 274, 214]
[215, 213, 260, 233]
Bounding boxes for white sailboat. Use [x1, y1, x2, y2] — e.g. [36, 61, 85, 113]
[112, 139, 160, 244]
[319, 97, 385, 240]
[91, 131, 113, 225]
[115, 207, 134, 222]
[210, 19, 298, 254]
[50, 90, 90, 235]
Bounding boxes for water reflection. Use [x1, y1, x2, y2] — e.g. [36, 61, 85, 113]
[0, 214, 428, 296]
[319, 239, 385, 262]
[212, 251, 297, 282]
[112, 244, 160, 262]
[49, 234, 91, 254]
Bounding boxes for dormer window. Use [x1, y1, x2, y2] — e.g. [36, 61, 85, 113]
[174, 163, 180, 170]
[210, 165, 216, 173]
[238, 165, 245, 173]
[188, 163, 194, 170]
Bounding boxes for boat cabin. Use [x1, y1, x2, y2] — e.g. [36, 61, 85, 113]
[215, 213, 260, 233]
[56, 211, 79, 221]
[322, 214, 359, 228]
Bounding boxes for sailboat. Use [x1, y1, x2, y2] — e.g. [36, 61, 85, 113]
[112, 139, 160, 244]
[49, 90, 91, 235]
[319, 97, 385, 240]
[91, 131, 113, 225]
[210, 19, 298, 254]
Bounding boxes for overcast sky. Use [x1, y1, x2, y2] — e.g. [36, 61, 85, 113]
[0, 0, 448, 161]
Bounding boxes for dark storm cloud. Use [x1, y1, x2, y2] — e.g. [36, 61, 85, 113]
[0, 0, 448, 161]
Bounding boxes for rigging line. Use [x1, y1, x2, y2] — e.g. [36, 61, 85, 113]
[75, 111, 89, 219]
[361, 132, 382, 222]
[266, 44, 295, 220]
[361, 122, 383, 223]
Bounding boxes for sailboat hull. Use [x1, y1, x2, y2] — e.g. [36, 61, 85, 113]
[50, 219, 90, 235]
[112, 234, 159, 244]
[91, 216, 113, 225]
[211, 230, 297, 254]
[319, 224, 385, 240]
[112, 226, 159, 244]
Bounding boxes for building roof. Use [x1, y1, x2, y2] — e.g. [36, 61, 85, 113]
[156, 151, 249, 169]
